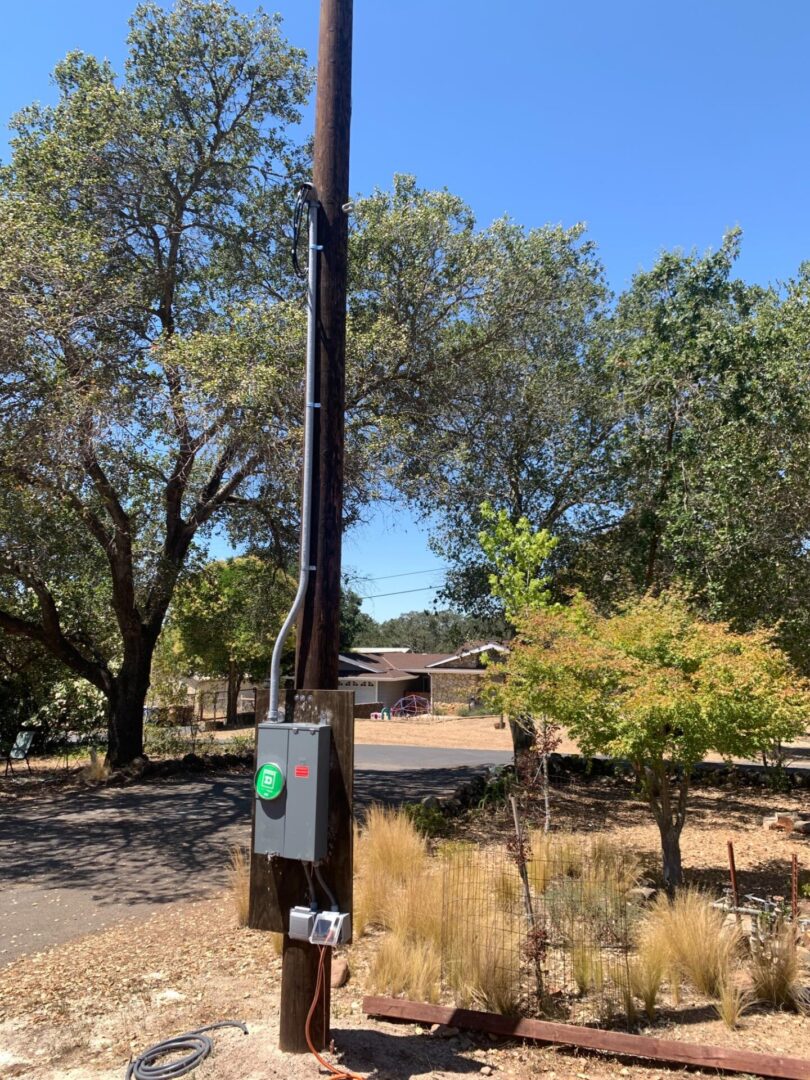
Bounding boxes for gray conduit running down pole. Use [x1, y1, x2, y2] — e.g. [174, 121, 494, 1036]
[267, 190, 319, 722]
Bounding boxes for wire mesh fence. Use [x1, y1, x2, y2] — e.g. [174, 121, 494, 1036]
[438, 834, 644, 1023]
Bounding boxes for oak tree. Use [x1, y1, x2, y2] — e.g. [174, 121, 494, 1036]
[0, 0, 311, 764]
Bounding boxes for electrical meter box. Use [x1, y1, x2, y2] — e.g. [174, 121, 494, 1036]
[253, 722, 331, 862]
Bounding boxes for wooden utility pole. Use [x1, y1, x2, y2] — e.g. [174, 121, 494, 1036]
[248, 0, 353, 1054]
[281, 0, 354, 1054]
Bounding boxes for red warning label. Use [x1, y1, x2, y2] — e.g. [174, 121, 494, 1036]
[294, 764, 310, 779]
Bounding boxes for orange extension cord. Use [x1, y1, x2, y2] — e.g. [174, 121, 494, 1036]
[305, 946, 365, 1080]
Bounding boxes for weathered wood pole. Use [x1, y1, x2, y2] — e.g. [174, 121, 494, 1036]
[279, 0, 353, 1055]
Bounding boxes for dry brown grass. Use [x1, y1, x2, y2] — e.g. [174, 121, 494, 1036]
[227, 844, 251, 927]
[445, 911, 522, 1015]
[607, 958, 638, 1025]
[749, 918, 808, 1012]
[79, 749, 109, 783]
[715, 976, 753, 1029]
[354, 807, 445, 1002]
[369, 935, 441, 1002]
[528, 832, 639, 891]
[387, 866, 444, 948]
[354, 805, 427, 934]
[356, 814, 523, 1013]
[629, 949, 664, 1021]
[440, 848, 522, 1015]
[641, 889, 741, 999]
[572, 942, 604, 995]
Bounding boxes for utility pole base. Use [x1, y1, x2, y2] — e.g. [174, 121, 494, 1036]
[279, 936, 331, 1052]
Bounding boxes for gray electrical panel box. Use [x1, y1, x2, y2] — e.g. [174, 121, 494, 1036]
[253, 722, 331, 862]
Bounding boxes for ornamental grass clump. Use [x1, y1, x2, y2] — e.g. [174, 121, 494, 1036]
[369, 935, 441, 1003]
[642, 889, 741, 999]
[353, 805, 427, 934]
[227, 844, 251, 928]
[440, 846, 523, 1016]
[749, 917, 808, 1012]
[715, 977, 753, 1029]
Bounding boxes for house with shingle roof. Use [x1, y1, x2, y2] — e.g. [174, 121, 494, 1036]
[338, 643, 507, 716]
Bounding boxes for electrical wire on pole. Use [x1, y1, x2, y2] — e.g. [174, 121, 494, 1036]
[277, 0, 354, 1056]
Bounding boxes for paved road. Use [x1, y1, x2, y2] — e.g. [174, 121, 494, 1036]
[0, 745, 510, 964]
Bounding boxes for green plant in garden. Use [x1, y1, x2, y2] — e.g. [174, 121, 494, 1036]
[402, 801, 448, 838]
[478, 503, 563, 830]
[498, 592, 809, 889]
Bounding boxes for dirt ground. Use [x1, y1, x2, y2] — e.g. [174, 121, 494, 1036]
[354, 715, 514, 751]
[2, 774, 809, 1080]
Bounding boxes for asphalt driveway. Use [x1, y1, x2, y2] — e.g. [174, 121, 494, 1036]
[0, 745, 511, 963]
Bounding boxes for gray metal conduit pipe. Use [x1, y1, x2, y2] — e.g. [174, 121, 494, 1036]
[268, 191, 319, 722]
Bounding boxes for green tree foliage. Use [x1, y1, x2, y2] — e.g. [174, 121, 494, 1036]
[477, 501, 558, 622]
[0, 635, 104, 753]
[339, 586, 376, 651]
[172, 557, 293, 725]
[0, 1, 311, 764]
[499, 592, 809, 889]
[478, 501, 561, 795]
[348, 607, 504, 653]
[568, 234, 810, 668]
[362, 187, 615, 619]
[578, 231, 763, 598]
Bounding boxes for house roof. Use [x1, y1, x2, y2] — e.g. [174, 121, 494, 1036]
[339, 672, 418, 684]
[351, 647, 412, 654]
[427, 643, 508, 669]
[423, 667, 492, 676]
[339, 644, 508, 679]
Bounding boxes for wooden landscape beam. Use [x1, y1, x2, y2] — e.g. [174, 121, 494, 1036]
[363, 996, 810, 1080]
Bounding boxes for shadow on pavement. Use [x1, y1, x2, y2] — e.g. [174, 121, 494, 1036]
[0, 764, 489, 910]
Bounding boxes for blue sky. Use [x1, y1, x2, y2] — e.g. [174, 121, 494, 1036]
[3, 1, 809, 619]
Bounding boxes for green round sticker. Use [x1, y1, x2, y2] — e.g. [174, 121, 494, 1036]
[255, 762, 285, 800]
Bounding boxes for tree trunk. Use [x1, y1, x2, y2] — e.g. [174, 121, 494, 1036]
[509, 713, 536, 755]
[659, 823, 684, 893]
[106, 644, 154, 768]
[541, 751, 551, 834]
[226, 662, 242, 727]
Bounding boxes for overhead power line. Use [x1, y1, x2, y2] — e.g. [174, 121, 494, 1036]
[363, 566, 447, 582]
[358, 584, 444, 600]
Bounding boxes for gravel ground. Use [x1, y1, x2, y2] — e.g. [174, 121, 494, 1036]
[2, 774, 809, 1080]
[2, 887, 808, 1080]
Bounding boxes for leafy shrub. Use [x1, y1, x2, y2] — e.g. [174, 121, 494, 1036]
[403, 801, 448, 837]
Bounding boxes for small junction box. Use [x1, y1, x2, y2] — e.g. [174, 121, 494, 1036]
[253, 722, 331, 862]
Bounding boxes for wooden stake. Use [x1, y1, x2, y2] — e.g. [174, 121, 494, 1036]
[791, 852, 799, 921]
[727, 839, 739, 909]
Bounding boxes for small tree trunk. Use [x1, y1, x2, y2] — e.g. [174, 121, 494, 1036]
[509, 713, 536, 755]
[659, 823, 684, 893]
[226, 663, 242, 727]
[541, 751, 551, 834]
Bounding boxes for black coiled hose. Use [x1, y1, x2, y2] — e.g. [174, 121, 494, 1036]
[125, 1021, 248, 1079]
